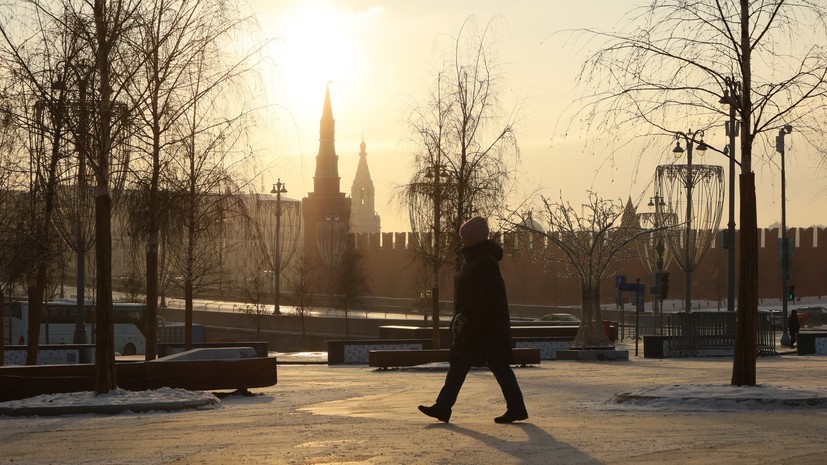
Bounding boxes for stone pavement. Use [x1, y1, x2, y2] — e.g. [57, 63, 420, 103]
[2, 347, 827, 464]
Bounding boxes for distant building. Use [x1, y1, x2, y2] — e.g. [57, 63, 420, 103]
[301, 85, 351, 267]
[349, 138, 381, 234]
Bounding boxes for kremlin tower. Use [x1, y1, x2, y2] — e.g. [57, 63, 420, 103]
[350, 138, 381, 234]
[301, 85, 352, 267]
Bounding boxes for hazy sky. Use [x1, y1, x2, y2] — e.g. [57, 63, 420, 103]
[248, 0, 827, 233]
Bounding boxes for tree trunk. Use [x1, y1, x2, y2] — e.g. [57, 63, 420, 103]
[301, 314, 307, 350]
[730, 0, 757, 386]
[572, 284, 612, 349]
[93, 0, 117, 393]
[731, 173, 757, 385]
[145, 76, 162, 360]
[145, 246, 158, 359]
[25, 283, 41, 365]
[184, 277, 193, 350]
[94, 192, 117, 392]
[0, 290, 4, 366]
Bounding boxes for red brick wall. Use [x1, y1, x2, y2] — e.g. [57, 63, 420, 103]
[353, 227, 827, 306]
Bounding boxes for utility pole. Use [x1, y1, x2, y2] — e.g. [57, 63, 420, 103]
[776, 125, 793, 346]
[720, 77, 740, 313]
[271, 180, 287, 315]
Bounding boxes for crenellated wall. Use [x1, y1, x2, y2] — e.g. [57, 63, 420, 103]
[351, 227, 827, 307]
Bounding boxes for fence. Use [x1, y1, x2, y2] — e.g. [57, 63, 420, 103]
[666, 311, 776, 357]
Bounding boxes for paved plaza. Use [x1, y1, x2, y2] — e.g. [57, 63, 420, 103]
[2, 347, 827, 464]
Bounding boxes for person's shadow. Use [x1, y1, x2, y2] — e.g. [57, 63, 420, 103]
[427, 422, 605, 465]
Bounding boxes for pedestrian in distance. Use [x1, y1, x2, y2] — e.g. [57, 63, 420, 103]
[418, 216, 528, 424]
[788, 309, 800, 348]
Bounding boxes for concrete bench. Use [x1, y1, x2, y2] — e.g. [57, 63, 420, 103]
[368, 347, 541, 370]
[327, 339, 434, 365]
[797, 332, 827, 355]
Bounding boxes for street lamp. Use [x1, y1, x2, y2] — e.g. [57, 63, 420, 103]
[642, 195, 669, 321]
[271, 179, 287, 315]
[719, 77, 741, 313]
[776, 125, 793, 346]
[424, 163, 448, 350]
[672, 130, 708, 312]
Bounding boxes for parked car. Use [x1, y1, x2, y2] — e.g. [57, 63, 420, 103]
[534, 313, 581, 325]
[795, 306, 827, 327]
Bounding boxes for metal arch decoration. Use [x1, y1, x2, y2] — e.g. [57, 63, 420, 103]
[316, 214, 347, 268]
[655, 163, 724, 274]
[406, 178, 454, 269]
[255, 196, 302, 275]
[407, 180, 436, 256]
[635, 211, 674, 276]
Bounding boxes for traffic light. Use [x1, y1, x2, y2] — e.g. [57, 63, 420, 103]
[788, 285, 796, 302]
[650, 273, 663, 298]
[661, 272, 670, 300]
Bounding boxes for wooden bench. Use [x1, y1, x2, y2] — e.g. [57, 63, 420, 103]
[0, 355, 277, 402]
[368, 347, 541, 370]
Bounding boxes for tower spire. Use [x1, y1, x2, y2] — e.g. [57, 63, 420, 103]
[350, 138, 381, 233]
[314, 82, 340, 193]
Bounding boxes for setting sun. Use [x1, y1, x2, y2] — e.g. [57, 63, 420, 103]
[262, 2, 378, 125]
[249, 0, 827, 233]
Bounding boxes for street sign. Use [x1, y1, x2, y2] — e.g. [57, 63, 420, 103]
[615, 275, 627, 288]
[618, 283, 640, 292]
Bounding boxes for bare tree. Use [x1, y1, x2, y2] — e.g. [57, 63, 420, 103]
[0, 83, 35, 302]
[574, 1, 827, 385]
[124, 0, 260, 359]
[398, 16, 519, 347]
[86, 0, 143, 392]
[163, 40, 257, 350]
[0, 3, 90, 365]
[334, 243, 370, 338]
[287, 254, 319, 350]
[239, 266, 269, 340]
[0, 0, 147, 390]
[508, 192, 652, 348]
[0, 93, 30, 365]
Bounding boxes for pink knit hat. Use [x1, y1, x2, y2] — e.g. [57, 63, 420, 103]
[460, 216, 489, 245]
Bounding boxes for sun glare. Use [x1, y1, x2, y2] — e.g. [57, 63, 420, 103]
[266, 3, 372, 124]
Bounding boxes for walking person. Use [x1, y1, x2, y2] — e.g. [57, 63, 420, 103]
[788, 309, 800, 348]
[418, 216, 528, 424]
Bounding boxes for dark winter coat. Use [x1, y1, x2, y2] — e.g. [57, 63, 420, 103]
[788, 312, 800, 336]
[450, 239, 512, 367]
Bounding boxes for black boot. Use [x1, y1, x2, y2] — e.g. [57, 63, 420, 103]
[494, 410, 528, 424]
[418, 404, 451, 423]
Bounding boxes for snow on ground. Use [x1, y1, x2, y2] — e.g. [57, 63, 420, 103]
[3, 353, 827, 416]
[609, 383, 827, 411]
[2, 352, 827, 464]
[0, 387, 220, 416]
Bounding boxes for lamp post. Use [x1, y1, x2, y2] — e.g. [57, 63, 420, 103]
[271, 179, 287, 315]
[424, 163, 447, 350]
[672, 130, 708, 312]
[719, 77, 741, 313]
[776, 125, 793, 346]
[647, 195, 667, 315]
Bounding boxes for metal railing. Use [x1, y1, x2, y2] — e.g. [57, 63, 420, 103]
[666, 311, 776, 357]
